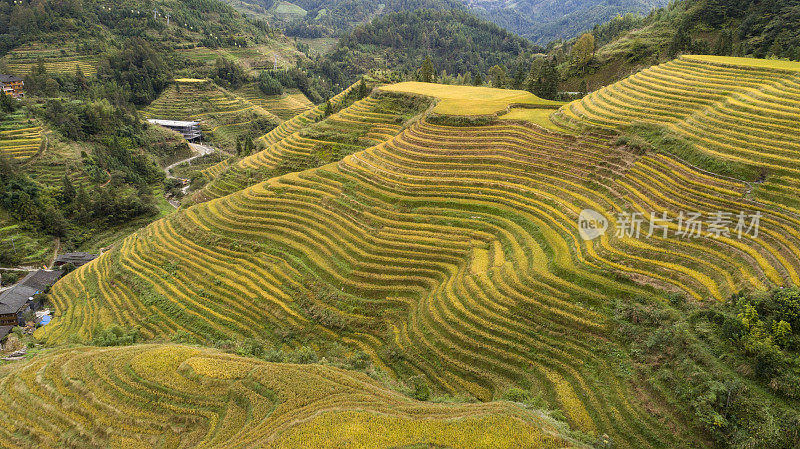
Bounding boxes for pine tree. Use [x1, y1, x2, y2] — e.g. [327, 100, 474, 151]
[488, 65, 507, 88]
[61, 174, 76, 205]
[418, 57, 435, 83]
[570, 33, 595, 72]
[357, 77, 368, 99]
[713, 29, 734, 56]
[511, 66, 527, 89]
[528, 60, 558, 100]
[75, 64, 87, 90]
[0, 91, 16, 113]
[668, 22, 692, 57]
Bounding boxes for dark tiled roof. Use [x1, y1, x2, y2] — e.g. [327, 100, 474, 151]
[0, 75, 22, 83]
[20, 270, 62, 291]
[54, 252, 97, 267]
[0, 270, 62, 315]
[0, 285, 36, 315]
[0, 325, 14, 340]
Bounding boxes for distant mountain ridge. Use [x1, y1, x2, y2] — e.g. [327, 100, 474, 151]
[465, 0, 668, 44]
[224, 0, 668, 43]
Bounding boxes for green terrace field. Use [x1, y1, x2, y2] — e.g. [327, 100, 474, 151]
[0, 111, 43, 161]
[272, 0, 308, 18]
[1, 42, 98, 77]
[553, 54, 800, 210]
[200, 157, 232, 181]
[0, 210, 55, 267]
[0, 344, 579, 448]
[177, 43, 305, 73]
[235, 83, 314, 120]
[143, 78, 284, 152]
[190, 80, 431, 203]
[143, 79, 258, 120]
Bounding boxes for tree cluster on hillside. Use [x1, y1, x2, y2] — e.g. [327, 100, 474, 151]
[0, 0, 277, 56]
[0, 153, 159, 246]
[406, 53, 560, 100]
[311, 9, 541, 92]
[258, 71, 283, 95]
[556, 0, 800, 91]
[616, 289, 800, 449]
[211, 57, 248, 90]
[253, 0, 462, 38]
[257, 67, 329, 103]
[0, 38, 186, 254]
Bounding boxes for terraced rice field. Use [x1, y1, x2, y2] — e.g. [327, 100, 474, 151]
[143, 79, 262, 120]
[22, 137, 91, 188]
[201, 158, 231, 181]
[235, 84, 314, 120]
[0, 344, 575, 448]
[41, 124, 793, 447]
[2, 43, 97, 76]
[36, 78, 800, 447]
[380, 82, 562, 116]
[177, 43, 303, 72]
[192, 82, 430, 202]
[553, 55, 800, 208]
[0, 214, 55, 267]
[0, 112, 43, 160]
[143, 79, 283, 151]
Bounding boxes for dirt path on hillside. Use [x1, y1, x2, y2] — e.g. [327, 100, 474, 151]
[164, 143, 216, 208]
[47, 237, 60, 269]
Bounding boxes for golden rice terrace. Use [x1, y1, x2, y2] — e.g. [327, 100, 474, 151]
[18, 56, 800, 448]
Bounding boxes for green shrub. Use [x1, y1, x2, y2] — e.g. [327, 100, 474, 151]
[91, 325, 139, 346]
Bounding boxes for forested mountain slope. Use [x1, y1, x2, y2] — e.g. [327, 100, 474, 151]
[466, 0, 667, 44]
[225, 0, 461, 38]
[314, 9, 539, 90]
[559, 0, 800, 91]
[0, 0, 312, 265]
[225, 0, 667, 44]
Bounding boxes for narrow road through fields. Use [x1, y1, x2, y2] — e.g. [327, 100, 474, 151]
[164, 143, 216, 208]
[47, 237, 60, 269]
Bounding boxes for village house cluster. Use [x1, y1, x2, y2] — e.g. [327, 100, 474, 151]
[0, 74, 24, 98]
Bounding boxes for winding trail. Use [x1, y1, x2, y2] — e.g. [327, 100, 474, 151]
[47, 237, 60, 269]
[164, 143, 216, 208]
